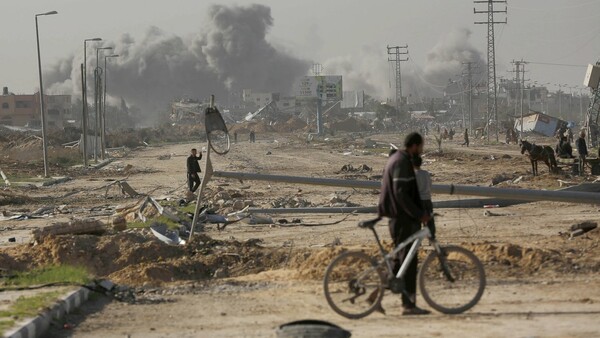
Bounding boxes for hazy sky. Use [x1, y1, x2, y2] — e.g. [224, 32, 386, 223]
[1, 0, 599, 95]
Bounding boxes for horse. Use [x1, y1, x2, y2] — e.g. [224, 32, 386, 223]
[519, 140, 557, 176]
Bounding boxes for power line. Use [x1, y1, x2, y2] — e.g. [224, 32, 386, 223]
[527, 61, 588, 68]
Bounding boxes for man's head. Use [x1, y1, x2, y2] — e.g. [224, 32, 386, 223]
[404, 132, 424, 155]
[580, 130, 586, 138]
[191, 148, 197, 156]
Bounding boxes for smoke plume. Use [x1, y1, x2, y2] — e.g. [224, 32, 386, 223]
[323, 27, 485, 100]
[44, 4, 310, 122]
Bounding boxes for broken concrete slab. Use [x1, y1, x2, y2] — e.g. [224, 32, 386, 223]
[31, 219, 106, 241]
[150, 223, 185, 245]
[41, 176, 72, 187]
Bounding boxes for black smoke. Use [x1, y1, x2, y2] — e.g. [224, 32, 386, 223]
[44, 4, 310, 122]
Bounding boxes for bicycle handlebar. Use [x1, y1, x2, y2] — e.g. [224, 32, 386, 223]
[358, 217, 381, 229]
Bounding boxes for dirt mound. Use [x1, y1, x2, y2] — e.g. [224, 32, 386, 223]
[0, 232, 294, 286]
[273, 116, 307, 133]
[3, 228, 598, 286]
[463, 242, 563, 271]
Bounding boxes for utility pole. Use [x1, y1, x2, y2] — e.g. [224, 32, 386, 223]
[35, 11, 57, 178]
[474, 0, 507, 143]
[511, 59, 528, 137]
[387, 45, 409, 117]
[80, 63, 88, 167]
[462, 61, 479, 135]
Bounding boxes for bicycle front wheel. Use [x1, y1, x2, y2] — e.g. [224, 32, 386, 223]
[419, 245, 486, 314]
[323, 251, 385, 319]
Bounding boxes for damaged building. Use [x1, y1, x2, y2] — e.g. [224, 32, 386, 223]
[0, 86, 71, 129]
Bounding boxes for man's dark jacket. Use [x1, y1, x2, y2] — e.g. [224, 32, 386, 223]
[378, 150, 424, 221]
[576, 137, 588, 156]
[187, 154, 202, 173]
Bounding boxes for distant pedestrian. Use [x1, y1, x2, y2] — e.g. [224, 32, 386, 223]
[187, 148, 202, 193]
[462, 128, 469, 147]
[234, 131, 238, 144]
[566, 128, 574, 144]
[249, 130, 256, 143]
[576, 130, 588, 175]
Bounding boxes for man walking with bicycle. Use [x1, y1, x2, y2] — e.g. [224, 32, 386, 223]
[378, 132, 431, 315]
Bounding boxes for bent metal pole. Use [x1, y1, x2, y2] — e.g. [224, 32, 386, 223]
[212, 171, 600, 205]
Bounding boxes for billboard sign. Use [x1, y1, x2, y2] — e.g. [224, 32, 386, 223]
[296, 76, 343, 101]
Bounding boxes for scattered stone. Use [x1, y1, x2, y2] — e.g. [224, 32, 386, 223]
[570, 221, 597, 238]
[111, 215, 127, 231]
[339, 164, 372, 173]
[502, 154, 512, 159]
[215, 191, 231, 200]
[491, 173, 515, 186]
[213, 267, 229, 278]
[232, 199, 245, 210]
[271, 196, 314, 208]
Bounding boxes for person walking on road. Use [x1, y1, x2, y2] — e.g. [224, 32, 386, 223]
[462, 128, 469, 147]
[187, 148, 202, 193]
[378, 132, 431, 316]
[576, 130, 588, 175]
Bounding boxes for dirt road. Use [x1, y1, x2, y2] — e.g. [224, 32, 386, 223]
[2, 132, 600, 337]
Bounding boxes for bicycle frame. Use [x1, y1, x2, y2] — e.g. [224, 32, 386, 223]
[369, 226, 437, 280]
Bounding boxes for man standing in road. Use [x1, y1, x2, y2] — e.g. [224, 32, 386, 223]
[187, 148, 202, 193]
[576, 130, 588, 175]
[378, 132, 431, 315]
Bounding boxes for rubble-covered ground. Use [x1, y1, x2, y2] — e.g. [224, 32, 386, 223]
[2, 128, 600, 337]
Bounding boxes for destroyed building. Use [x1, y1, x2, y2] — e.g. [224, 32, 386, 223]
[0, 86, 71, 129]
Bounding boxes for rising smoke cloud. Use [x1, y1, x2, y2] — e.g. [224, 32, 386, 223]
[44, 4, 310, 121]
[323, 27, 485, 101]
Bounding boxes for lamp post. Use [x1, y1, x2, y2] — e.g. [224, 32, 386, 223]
[102, 54, 119, 160]
[94, 46, 112, 161]
[558, 83, 568, 119]
[35, 10, 58, 178]
[578, 86, 588, 126]
[83, 38, 101, 166]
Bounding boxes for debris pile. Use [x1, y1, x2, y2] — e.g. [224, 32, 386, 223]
[270, 196, 315, 208]
[339, 164, 372, 173]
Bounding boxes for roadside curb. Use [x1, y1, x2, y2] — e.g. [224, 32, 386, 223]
[4, 287, 90, 338]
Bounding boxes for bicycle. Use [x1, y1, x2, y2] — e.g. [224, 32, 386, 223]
[323, 217, 486, 319]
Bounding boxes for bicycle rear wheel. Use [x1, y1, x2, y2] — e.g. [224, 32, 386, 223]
[419, 245, 486, 314]
[323, 251, 385, 319]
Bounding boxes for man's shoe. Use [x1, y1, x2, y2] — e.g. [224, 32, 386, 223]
[402, 306, 431, 316]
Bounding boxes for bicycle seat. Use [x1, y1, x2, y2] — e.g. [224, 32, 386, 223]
[358, 217, 381, 229]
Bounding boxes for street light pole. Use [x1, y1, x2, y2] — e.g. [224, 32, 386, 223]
[102, 54, 119, 160]
[94, 46, 112, 162]
[35, 10, 58, 178]
[83, 38, 101, 166]
[558, 84, 568, 120]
